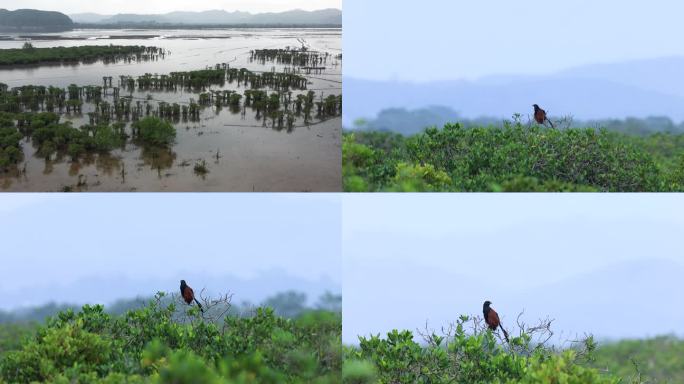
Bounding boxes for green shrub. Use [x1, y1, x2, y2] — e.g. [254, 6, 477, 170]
[343, 121, 684, 191]
[133, 117, 176, 147]
[385, 162, 452, 191]
[1, 321, 114, 382]
[342, 360, 377, 384]
[515, 351, 618, 384]
[0, 126, 22, 169]
[490, 175, 598, 192]
[346, 315, 629, 384]
[0, 295, 341, 383]
[591, 336, 684, 383]
[342, 133, 396, 192]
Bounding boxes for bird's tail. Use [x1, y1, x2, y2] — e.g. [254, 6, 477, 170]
[546, 117, 555, 128]
[500, 324, 509, 343]
[194, 298, 204, 313]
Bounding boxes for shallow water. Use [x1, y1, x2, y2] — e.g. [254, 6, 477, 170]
[0, 28, 342, 191]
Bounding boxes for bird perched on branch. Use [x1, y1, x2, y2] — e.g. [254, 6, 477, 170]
[483, 300, 509, 342]
[180, 279, 203, 313]
[533, 104, 554, 128]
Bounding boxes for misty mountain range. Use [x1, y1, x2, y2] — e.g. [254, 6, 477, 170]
[344, 56, 684, 127]
[519, 258, 684, 341]
[0, 269, 340, 311]
[70, 9, 341, 25]
[344, 258, 684, 343]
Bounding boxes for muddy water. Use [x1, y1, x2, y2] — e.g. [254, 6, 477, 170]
[0, 28, 342, 191]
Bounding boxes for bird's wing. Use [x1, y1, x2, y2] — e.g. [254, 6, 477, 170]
[488, 309, 500, 327]
[183, 286, 194, 303]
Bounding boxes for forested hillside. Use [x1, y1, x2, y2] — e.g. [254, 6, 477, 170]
[0, 9, 73, 32]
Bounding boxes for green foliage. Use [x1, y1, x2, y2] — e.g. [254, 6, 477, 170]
[343, 121, 684, 191]
[591, 336, 684, 384]
[194, 160, 209, 176]
[0, 323, 36, 358]
[514, 351, 618, 384]
[490, 176, 598, 192]
[29, 116, 125, 160]
[132, 117, 176, 147]
[344, 316, 625, 384]
[385, 162, 451, 192]
[0, 45, 159, 66]
[0, 294, 341, 383]
[342, 359, 377, 384]
[342, 133, 394, 192]
[0, 125, 22, 170]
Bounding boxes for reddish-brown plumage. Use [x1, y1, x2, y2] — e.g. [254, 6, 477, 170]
[180, 279, 203, 313]
[534, 108, 547, 125]
[533, 104, 554, 127]
[182, 285, 195, 305]
[486, 307, 501, 330]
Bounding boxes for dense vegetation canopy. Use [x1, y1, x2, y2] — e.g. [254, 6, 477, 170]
[342, 315, 681, 384]
[591, 336, 684, 384]
[0, 292, 341, 383]
[343, 121, 684, 192]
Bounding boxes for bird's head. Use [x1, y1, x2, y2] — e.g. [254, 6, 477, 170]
[180, 279, 186, 286]
[532, 104, 539, 110]
[483, 300, 492, 307]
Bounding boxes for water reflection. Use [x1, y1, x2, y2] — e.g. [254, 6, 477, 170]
[140, 146, 176, 178]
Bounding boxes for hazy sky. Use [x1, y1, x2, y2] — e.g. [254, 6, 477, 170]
[0, 194, 340, 308]
[343, 194, 684, 344]
[345, 0, 684, 81]
[1, 0, 340, 14]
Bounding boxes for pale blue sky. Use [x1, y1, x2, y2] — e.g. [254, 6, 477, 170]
[343, 194, 684, 344]
[0, 194, 341, 309]
[344, 0, 684, 81]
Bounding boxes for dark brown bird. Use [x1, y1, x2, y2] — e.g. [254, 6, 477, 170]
[483, 300, 509, 342]
[533, 104, 554, 128]
[180, 279, 203, 313]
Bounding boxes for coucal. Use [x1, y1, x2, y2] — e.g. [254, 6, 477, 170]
[483, 300, 509, 342]
[533, 104, 554, 128]
[180, 279, 203, 313]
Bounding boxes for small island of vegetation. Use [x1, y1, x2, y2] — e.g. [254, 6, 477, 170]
[0, 44, 165, 67]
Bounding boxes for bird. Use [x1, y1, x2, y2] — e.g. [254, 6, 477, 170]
[483, 300, 509, 342]
[180, 279, 203, 313]
[533, 104, 554, 128]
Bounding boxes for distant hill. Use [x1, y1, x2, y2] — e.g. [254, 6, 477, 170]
[344, 56, 684, 125]
[0, 289, 341, 323]
[71, 8, 341, 26]
[0, 8, 73, 32]
[350, 106, 684, 136]
[68, 12, 113, 24]
[0, 269, 340, 311]
[344, 258, 684, 344]
[520, 259, 684, 340]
